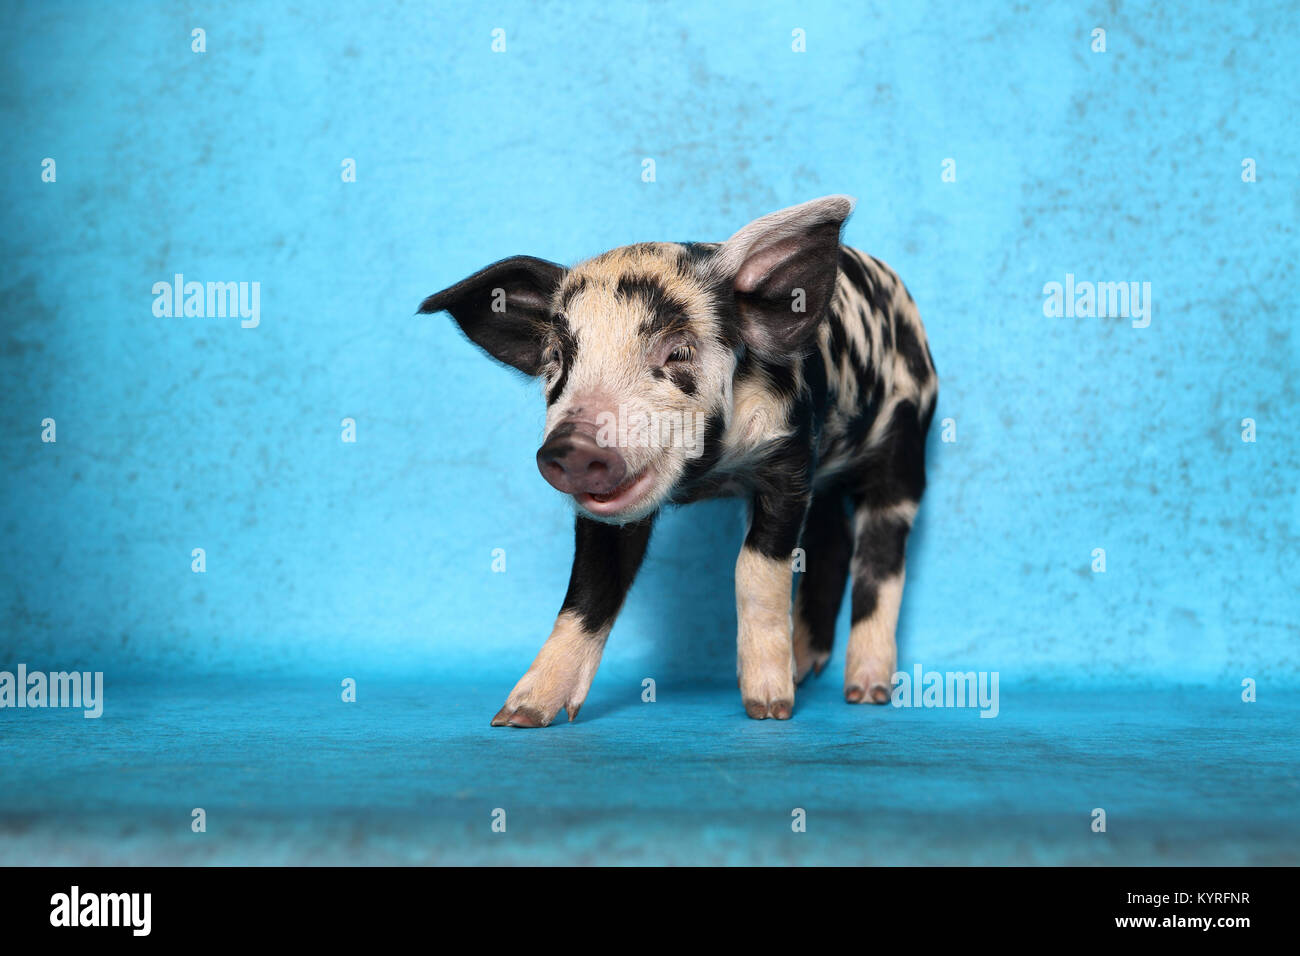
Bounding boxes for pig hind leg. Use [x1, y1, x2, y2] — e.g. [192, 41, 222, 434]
[844, 400, 929, 704]
[792, 492, 852, 683]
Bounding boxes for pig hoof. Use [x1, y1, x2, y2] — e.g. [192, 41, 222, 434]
[844, 682, 891, 705]
[743, 698, 794, 720]
[490, 638, 599, 728]
[508, 706, 548, 728]
[490, 703, 556, 728]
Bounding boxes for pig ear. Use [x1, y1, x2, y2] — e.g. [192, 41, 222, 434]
[419, 255, 567, 375]
[711, 195, 854, 357]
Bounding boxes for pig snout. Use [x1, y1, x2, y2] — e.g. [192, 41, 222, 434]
[536, 421, 627, 496]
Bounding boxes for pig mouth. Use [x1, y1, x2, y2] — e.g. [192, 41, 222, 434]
[575, 468, 657, 517]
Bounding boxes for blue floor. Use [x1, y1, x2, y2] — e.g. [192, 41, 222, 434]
[2, 675, 1296, 865]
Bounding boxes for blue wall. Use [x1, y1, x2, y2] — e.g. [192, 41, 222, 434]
[2, 0, 1296, 687]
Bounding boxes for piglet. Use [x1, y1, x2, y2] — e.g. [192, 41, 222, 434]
[421, 197, 938, 725]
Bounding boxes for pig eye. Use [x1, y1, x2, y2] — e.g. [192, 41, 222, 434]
[665, 344, 695, 363]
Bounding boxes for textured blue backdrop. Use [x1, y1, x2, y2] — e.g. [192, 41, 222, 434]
[1, 1, 1296, 865]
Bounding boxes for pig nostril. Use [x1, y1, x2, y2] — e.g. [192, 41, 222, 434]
[587, 461, 607, 475]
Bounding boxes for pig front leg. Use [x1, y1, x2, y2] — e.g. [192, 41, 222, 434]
[491, 513, 655, 728]
[735, 488, 810, 720]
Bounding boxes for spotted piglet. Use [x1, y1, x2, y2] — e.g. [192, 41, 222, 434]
[420, 196, 938, 726]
